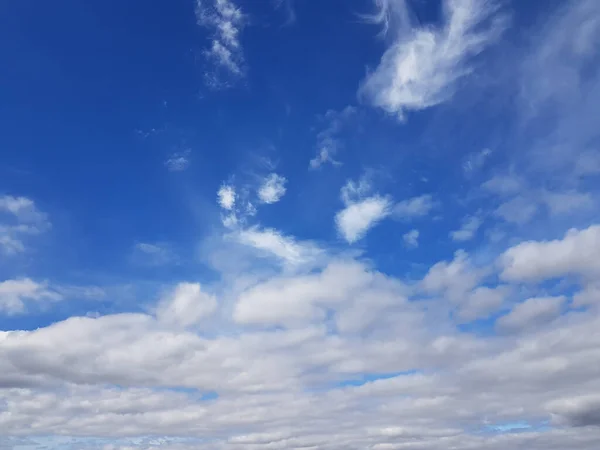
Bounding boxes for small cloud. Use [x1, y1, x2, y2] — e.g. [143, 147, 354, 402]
[393, 194, 435, 220]
[463, 149, 492, 175]
[164, 150, 191, 172]
[482, 173, 523, 196]
[0, 278, 62, 315]
[258, 173, 287, 204]
[495, 196, 538, 225]
[496, 296, 566, 331]
[0, 195, 50, 255]
[196, 0, 246, 88]
[217, 184, 236, 210]
[336, 196, 391, 244]
[450, 214, 483, 242]
[358, 0, 506, 119]
[235, 227, 322, 266]
[310, 106, 357, 169]
[403, 229, 419, 248]
[133, 242, 175, 266]
[542, 190, 594, 215]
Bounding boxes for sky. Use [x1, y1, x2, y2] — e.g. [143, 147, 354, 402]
[1, 0, 600, 449]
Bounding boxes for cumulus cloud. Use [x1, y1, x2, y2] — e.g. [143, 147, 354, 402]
[155, 282, 217, 328]
[0, 278, 61, 315]
[195, 0, 246, 88]
[403, 229, 419, 248]
[336, 196, 391, 243]
[359, 0, 505, 119]
[450, 214, 483, 242]
[497, 296, 566, 331]
[235, 227, 322, 266]
[258, 173, 287, 204]
[500, 225, 600, 282]
[217, 184, 236, 210]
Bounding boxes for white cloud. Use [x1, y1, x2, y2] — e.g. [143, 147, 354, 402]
[0, 278, 61, 315]
[196, 0, 246, 87]
[500, 225, 600, 282]
[133, 242, 175, 266]
[310, 106, 357, 169]
[494, 196, 538, 225]
[542, 190, 594, 215]
[463, 148, 492, 174]
[359, 0, 505, 119]
[573, 283, 600, 308]
[450, 214, 483, 242]
[336, 196, 391, 243]
[403, 229, 419, 248]
[497, 296, 566, 331]
[482, 174, 524, 197]
[457, 285, 509, 321]
[217, 184, 236, 210]
[421, 250, 484, 302]
[164, 151, 191, 172]
[155, 282, 217, 328]
[393, 194, 435, 220]
[258, 173, 287, 204]
[0, 195, 50, 255]
[235, 227, 321, 266]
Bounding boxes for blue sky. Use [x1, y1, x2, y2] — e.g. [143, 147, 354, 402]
[1, 1, 600, 449]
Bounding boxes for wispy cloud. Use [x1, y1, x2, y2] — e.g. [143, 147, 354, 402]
[0, 195, 50, 255]
[133, 242, 176, 266]
[403, 229, 419, 248]
[450, 214, 483, 242]
[0, 278, 61, 315]
[359, 0, 505, 119]
[310, 106, 357, 169]
[196, 0, 246, 88]
[258, 173, 287, 204]
[165, 150, 191, 172]
[393, 194, 435, 220]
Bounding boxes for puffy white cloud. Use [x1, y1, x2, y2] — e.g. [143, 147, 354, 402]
[497, 296, 566, 331]
[258, 173, 287, 204]
[217, 184, 236, 210]
[336, 196, 391, 243]
[450, 214, 483, 242]
[500, 225, 600, 282]
[403, 229, 419, 248]
[155, 282, 217, 328]
[359, 0, 505, 119]
[393, 194, 435, 220]
[457, 285, 510, 321]
[421, 250, 483, 300]
[0, 278, 61, 315]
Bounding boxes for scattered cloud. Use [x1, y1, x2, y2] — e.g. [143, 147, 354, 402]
[273, 0, 296, 26]
[393, 194, 435, 220]
[494, 195, 538, 225]
[133, 242, 175, 266]
[450, 214, 483, 242]
[235, 227, 321, 266]
[403, 229, 419, 248]
[155, 282, 217, 328]
[310, 106, 357, 169]
[195, 0, 246, 88]
[542, 190, 594, 215]
[165, 150, 191, 171]
[217, 184, 236, 210]
[0, 195, 50, 255]
[500, 225, 600, 282]
[258, 173, 287, 204]
[359, 0, 506, 119]
[0, 278, 61, 315]
[335, 178, 391, 244]
[463, 148, 492, 175]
